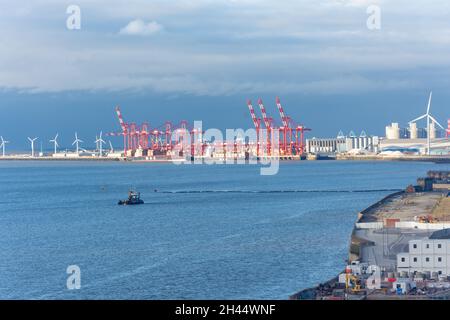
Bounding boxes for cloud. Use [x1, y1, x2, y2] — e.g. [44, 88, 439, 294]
[119, 19, 163, 36]
[1, 0, 450, 95]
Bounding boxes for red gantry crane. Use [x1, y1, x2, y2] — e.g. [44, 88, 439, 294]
[246, 97, 311, 158]
[114, 106, 129, 154]
[275, 96, 291, 155]
[247, 100, 262, 158]
[257, 98, 274, 156]
[140, 122, 149, 150]
[447, 119, 450, 138]
[109, 106, 193, 158]
[275, 97, 311, 156]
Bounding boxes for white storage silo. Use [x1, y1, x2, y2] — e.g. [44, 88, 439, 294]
[409, 122, 418, 139]
[386, 123, 400, 139]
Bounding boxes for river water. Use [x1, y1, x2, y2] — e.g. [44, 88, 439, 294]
[0, 160, 447, 299]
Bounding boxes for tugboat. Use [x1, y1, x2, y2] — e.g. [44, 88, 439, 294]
[118, 190, 144, 205]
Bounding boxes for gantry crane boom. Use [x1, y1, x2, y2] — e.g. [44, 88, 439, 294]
[115, 106, 127, 133]
[275, 96, 289, 128]
[246, 100, 262, 158]
[257, 98, 272, 129]
[247, 100, 260, 129]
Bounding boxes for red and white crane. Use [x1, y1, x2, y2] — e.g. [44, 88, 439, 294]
[165, 121, 173, 152]
[275, 97, 291, 155]
[276, 97, 311, 156]
[247, 100, 261, 158]
[275, 97, 289, 128]
[447, 119, 450, 138]
[257, 98, 273, 155]
[245, 97, 311, 158]
[114, 106, 129, 154]
[140, 122, 149, 150]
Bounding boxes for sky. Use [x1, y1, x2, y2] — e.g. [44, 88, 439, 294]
[0, 0, 449, 149]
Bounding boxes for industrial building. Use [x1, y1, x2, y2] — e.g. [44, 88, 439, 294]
[382, 121, 450, 155]
[385, 122, 440, 140]
[381, 93, 449, 156]
[306, 132, 379, 154]
[397, 230, 450, 276]
[379, 137, 450, 155]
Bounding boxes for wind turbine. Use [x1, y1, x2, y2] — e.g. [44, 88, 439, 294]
[28, 137, 38, 157]
[72, 132, 83, 154]
[49, 133, 59, 155]
[409, 92, 445, 155]
[0, 136, 9, 157]
[108, 140, 114, 153]
[95, 131, 106, 156]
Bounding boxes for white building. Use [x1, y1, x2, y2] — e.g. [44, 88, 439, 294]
[397, 230, 450, 276]
[306, 134, 379, 154]
[379, 138, 450, 155]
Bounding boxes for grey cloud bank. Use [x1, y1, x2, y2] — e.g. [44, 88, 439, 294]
[0, 0, 450, 95]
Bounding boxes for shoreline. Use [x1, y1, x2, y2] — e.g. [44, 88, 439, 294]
[0, 155, 448, 163]
[289, 191, 402, 300]
[290, 171, 450, 300]
[290, 190, 412, 300]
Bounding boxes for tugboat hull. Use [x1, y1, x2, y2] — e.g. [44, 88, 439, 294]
[118, 190, 144, 205]
[118, 199, 144, 205]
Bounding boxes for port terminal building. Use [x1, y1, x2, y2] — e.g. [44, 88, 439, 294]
[306, 132, 379, 154]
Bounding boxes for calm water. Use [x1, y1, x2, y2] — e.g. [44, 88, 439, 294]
[0, 160, 448, 299]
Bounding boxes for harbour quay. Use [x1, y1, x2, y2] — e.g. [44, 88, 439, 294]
[291, 171, 450, 300]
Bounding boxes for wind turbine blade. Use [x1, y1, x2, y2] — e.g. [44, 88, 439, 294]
[409, 114, 427, 123]
[429, 115, 445, 130]
[72, 140, 77, 145]
[427, 91, 432, 115]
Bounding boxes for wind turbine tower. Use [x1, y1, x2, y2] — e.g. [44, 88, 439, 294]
[409, 92, 445, 155]
[95, 131, 106, 157]
[72, 133, 83, 154]
[0, 136, 9, 157]
[49, 133, 59, 155]
[28, 137, 38, 157]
